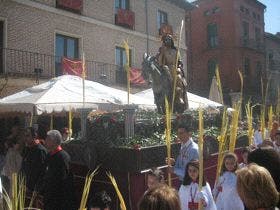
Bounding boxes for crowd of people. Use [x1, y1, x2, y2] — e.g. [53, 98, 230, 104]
[0, 118, 279, 210]
[0, 124, 77, 210]
[137, 122, 280, 210]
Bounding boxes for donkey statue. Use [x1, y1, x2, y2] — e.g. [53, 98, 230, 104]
[141, 53, 172, 114]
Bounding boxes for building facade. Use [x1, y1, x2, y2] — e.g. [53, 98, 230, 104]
[187, 0, 266, 104]
[0, 0, 191, 97]
[265, 32, 280, 105]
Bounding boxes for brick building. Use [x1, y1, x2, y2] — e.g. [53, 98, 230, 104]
[187, 0, 266, 105]
[0, 0, 192, 97]
[265, 32, 280, 105]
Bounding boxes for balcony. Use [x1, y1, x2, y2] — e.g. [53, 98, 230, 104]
[115, 9, 135, 30]
[240, 38, 265, 52]
[56, 0, 82, 14]
[0, 48, 128, 86]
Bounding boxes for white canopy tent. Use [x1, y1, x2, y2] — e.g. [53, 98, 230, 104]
[209, 76, 223, 104]
[134, 88, 223, 109]
[0, 75, 155, 115]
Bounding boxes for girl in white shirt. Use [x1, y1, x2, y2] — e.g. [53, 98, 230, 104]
[213, 152, 244, 210]
[179, 160, 216, 210]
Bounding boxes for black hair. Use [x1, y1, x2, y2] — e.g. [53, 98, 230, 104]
[26, 127, 37, 139]
[162, 34, 177, 50]
[177, 124, 192, 133]
[248, 147, 280, 192]
[183, 160, 206, 186]
[88, 191, 111, 210]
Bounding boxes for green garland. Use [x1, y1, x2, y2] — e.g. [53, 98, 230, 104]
[87, 109, 247, 148]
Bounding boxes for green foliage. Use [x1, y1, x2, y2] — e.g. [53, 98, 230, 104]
[112, 132, 177, 148]
[86, 109, 247, 148]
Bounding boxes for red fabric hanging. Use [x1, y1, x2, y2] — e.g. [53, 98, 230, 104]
[130, 68, 146, 85]
[116, 9, 135, 29]
[57, 0, 82, 11]
[62, 57, 84, 77]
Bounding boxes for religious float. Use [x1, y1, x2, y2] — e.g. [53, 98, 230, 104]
[62, 109, 249, 210]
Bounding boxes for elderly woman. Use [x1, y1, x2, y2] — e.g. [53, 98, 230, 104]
[236, 164, 280, 210]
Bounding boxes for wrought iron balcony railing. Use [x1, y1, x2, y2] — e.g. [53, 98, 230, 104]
[0, 48, 128, 85]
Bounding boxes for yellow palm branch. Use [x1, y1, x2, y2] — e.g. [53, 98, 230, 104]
[79, 166, 100, 210]
[107, 172, 127, 210]
[165, 97, 172, 186]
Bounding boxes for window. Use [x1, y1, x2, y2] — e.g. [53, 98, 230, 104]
[208, 59, 218, 85]
[244, 57, 250, 76]
[256, 61, 262, 79]
[115, 0, 129, 12]
[253, 12, 256, 19]
[242, 21, 249, 45]
[212, 7, 220, 14]
[240, 5, 244, 12]
[245, 8, 249, 15]
[207, 23, 218, 48]
[115, 46, 131, 67]
[55, 34, 79, 76]
[255, 61, 262, 89]
[257, 14, 260, 21]
[157, 10, 168, 29]
[204, 10, 211, 16]
[255, 27, 261, 44]
[268, 51, 274, 70]
[115, 46, 132, 84]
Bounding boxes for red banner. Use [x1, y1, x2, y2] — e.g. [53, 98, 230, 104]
[116, 9, 135, 29]
[130, 68, 146, 85]
[57, 0, 82, 11]
[62, 57, 83, 77]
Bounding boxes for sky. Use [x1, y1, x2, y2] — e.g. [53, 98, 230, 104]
[258, 0, 280, 34]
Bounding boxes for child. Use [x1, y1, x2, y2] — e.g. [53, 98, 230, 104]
[87, 190, 111, 210]
[146, 168, 165, 191]
[213, 153, 244, 210]
[239, 147, 250, 168]
[178, 160, 216, 210]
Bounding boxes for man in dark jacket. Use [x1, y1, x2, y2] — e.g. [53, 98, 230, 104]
[41, 130, 77, 210]
[21, 127, 47, 192]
